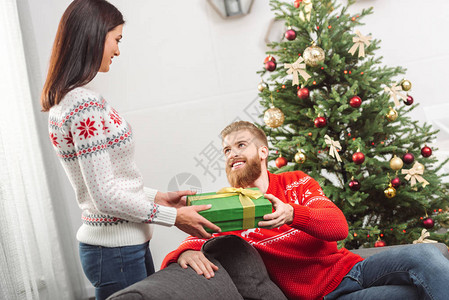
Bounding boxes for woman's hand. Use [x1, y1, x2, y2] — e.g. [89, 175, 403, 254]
[258, 194, 294, 229]
[175, 205, 221, 238]
[178, 250, 218, 279]
[155, 190, 196, 208]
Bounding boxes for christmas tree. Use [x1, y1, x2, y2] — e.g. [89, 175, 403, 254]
[257, 0, 449, 249]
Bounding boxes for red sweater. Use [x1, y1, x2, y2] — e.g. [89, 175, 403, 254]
[162, 171, 363, 299]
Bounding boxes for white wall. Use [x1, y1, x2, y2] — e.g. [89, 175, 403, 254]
[24, 0, 449, 298]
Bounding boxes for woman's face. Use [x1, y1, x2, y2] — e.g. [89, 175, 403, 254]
[99, 24, 123, 72]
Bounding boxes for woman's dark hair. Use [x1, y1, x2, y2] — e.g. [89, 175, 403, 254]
[41, 0, 124, 111]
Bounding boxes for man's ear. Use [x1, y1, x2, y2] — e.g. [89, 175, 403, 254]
[258, 145, 269, 160]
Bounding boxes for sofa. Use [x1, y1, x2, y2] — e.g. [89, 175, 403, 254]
[107, 235, 449, 300]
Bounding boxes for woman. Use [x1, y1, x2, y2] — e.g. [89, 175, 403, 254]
[41, 0, 220, 299]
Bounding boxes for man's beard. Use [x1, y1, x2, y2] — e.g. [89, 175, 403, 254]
[226, 155, 262, 188]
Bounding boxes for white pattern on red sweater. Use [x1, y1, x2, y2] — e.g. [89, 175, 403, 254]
[48, 87, 176, 247]
[161, 171, 363, 300]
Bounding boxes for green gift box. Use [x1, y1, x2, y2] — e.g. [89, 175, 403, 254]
[186, 187, 273, 233]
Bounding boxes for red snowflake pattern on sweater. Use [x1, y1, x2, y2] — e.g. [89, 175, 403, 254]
[64, 131, 74, 146]
[77, 117, 97, 139]
[109, 109, 122, 125]
[50, 133, 59, 147]
[101, 117, 109, 132]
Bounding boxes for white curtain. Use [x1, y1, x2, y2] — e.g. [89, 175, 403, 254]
[0, 1, 75, 299]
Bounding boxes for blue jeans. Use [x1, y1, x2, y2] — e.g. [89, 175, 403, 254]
[325, 244, 449, 300]
[79, 241, 155, 300]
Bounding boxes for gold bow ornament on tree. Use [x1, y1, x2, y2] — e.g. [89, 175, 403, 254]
[324, 134, 342, 162]
[413, 229, 438, 244]
[348, 30, 372, 58]
[401, 162, 429, 189]
[299, 0, 313, 22]
[384, 82, 408, 107]
[284, 57, 311, 86]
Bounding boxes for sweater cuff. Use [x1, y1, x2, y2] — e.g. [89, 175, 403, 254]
[289, 203, 311, 229]
[143, 187, 158, 201]
[153, 205, 177, 227]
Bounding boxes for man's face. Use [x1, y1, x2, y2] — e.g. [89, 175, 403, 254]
[222, 130, 263, 188]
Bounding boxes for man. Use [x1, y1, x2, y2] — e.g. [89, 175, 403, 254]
[162, 121, 449, 299]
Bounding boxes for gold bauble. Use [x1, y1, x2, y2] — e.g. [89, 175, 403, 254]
[303, 45, 325, 67]
[386, 107, 398, 122]
[258, 82, 268, 92]
[415, 162, 425, 172]
[264, 107, 285, 128]
[390, 155, 403, 171]
[384, 185, 396, 198]
[401, 79, 412, 91]
[303, 0, 312, 4]
[294, 151, 307, 164]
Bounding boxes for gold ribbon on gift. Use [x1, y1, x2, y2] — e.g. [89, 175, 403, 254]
[299, 0, 313, 22]
[188, 188, 263, 230]
[401, 162, 429, 189]
[413, 229, 438, 244]
[324, 134, 342, 162]
[348, 30, 372, 58]
[384, 82, 407, 107]
[284, 57, 311, 86]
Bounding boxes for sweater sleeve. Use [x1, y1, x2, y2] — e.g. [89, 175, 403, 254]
[161, 237, 207, 269]
[143, 187, 158, 201]
[66, 98, 176, 226]
[288, 176, 348, 241]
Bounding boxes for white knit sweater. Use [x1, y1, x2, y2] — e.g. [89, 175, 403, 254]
[48, 87, 176, 247]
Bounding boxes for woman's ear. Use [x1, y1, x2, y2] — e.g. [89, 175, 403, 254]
[258, 145, 269, 160]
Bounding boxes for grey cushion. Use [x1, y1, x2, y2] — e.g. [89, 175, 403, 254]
[107, 258, 243, 300]
[202, 235, 287, 300]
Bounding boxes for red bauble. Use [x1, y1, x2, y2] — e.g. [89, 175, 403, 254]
[349, 96, 362, 108]
[391, 177, 401, 188]
[421, 146, 432, 158]
[275, 156, 288, 168]
[352, 152, 365, 165]
[423, 217, 435, 229]
[314, 116, 327, 128]
[285, 29, 297, 41]
[264, 56, 276, 64]
[402, 153, 415, 164]
[265, 61, 277, 72]
[297, 87, 310, 100]
[294, 0, 302, 8]
[349, 179, 361, 191]
[374, 240, 386, 247]
[404, 95, 414, 106]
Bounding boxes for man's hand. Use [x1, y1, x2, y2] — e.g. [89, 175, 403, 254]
[155, 190, 196, 208]
[175, 205, 221, 239]
[178, 250, 218, 279]
[258, 194, 294, 229]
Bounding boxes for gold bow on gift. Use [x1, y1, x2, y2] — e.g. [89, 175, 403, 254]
[348, 30, 372, 58]
[324, 134, 342, 162]
[413, 229, 438, 244]
[188, 188, 263, 230]
[284, 57, 311, 86]
[384, 82, 407, 107]
[401, 162, 429, 189]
